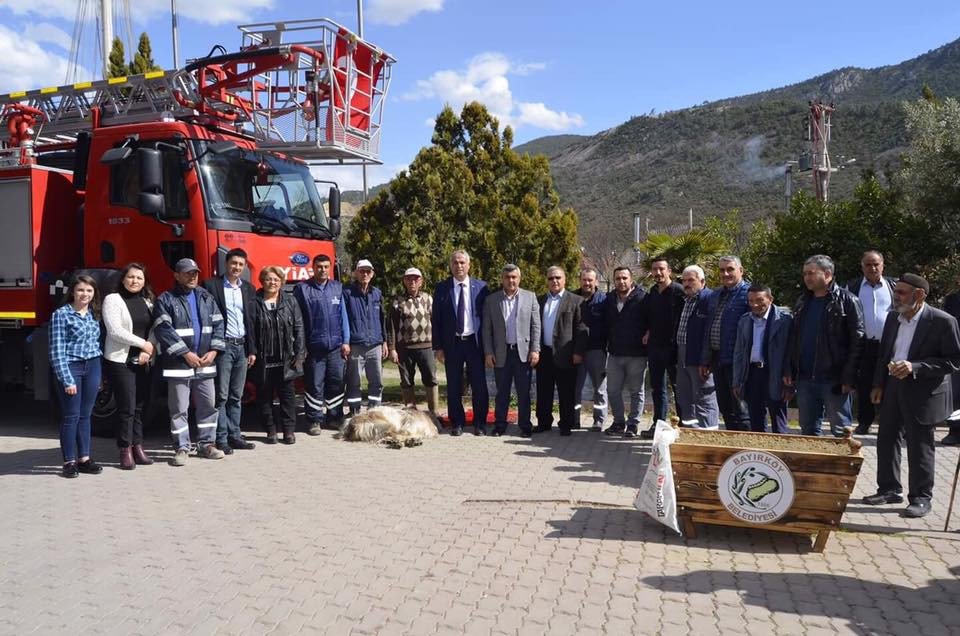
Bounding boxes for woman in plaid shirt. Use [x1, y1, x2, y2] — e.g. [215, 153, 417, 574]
[49, 275, 104, 478]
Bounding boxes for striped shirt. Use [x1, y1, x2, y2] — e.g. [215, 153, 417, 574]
[676, 294, 698, 348]
[49, 304, 102, 387]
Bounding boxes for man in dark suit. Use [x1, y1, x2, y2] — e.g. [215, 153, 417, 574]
[432, 249, 489, 436]
[863, 274, 960, 518]
[202, 247, 257, 453]
[731, 285, 793, 433]
[482, 264, 540, 437]
[845, 250, 897, 435]
[535, 266, 587, 436]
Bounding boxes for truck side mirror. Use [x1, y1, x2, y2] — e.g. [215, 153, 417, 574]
[139, 192, 164, 217]
[138, 148, 163, 194]
[328, 186, 341, 219]
[100, 146, 132, 165]
[329, 218, 341, 238]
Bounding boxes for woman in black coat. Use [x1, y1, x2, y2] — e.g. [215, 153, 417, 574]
[250, 266, 306, 444]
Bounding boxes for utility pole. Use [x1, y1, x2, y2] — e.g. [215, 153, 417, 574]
[101, 0, 113, 79]
[633, 213, 642, 266]
[171, 0, 181, 69]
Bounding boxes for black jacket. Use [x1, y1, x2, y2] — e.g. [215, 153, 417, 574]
[788, 282, 865, 386]
[248, 291, 306, 385]
[846, 275, 896, 297]
[604, 286, 647, 357]
[873, 305, 960, 425]
[202, 276, 258, 356]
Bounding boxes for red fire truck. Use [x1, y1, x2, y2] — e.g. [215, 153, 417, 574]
[0, 19, 395, 415]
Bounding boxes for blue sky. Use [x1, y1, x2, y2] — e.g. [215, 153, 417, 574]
[0, 0, 957, 191]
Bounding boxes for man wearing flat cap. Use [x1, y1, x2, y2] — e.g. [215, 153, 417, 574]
[387, 267, 438, 413]
[864, 273, 960, 518]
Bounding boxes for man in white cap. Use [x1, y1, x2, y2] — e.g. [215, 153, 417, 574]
[387, 267, 438, 412]
[343, 259, 388, 415]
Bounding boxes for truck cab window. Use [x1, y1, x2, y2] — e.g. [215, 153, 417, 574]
[109, 146, 190, 219]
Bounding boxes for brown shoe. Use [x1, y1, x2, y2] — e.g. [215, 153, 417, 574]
[119, 447, 135, 471]
[282, 432, 296, 445]
[132, 445, 154, 465]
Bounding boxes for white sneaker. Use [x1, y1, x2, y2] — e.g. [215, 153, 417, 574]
[171, 449, 188, 467]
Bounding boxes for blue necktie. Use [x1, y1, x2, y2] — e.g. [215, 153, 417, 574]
[457, 283, 466, 335]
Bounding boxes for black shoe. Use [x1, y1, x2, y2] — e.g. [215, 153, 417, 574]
[520, 430, 532, 438]
[229, 438, 255, 450]
[215, 443, 235, 455]
[854, 424, 872, 435]
[62, 462, 78, 478]
[559, 429, 572, 437]
[903, 502, 931, 518]
[940, 433, 960, 446]
[77, 459, 102, 475]
[474, 426, 488, 436]
[450, 426, 463, 437]
[863, 492, 904, 505]
[639, 427, 656, 440]
[265, 433, 278, 445]
[533, 425, 551, 434]
[282, 432, 296, 445]
[604, 425, 624, 436]
[490, 429, 503, 437]
[622, 429, 637, 439]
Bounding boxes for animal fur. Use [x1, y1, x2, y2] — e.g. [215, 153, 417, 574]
[339, 405, 440, 448]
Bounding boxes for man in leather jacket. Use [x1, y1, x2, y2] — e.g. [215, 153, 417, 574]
[785, 255, 865, 436]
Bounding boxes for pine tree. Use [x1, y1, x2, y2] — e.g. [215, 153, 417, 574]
[345, 102, 581, 294]
[108, 37, 127, 79]
[129, 33, 161, 75]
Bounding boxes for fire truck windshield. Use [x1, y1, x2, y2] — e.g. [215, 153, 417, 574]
[195, 142, 329, 237]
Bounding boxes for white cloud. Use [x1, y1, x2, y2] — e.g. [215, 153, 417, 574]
[23, 22, 72, 51]
[0, 24, 92, 93]
[515, 102, 584, 130]
[401, 52, 583, 131]
[0, 0, 274, 25]
[367, 0, 443, 26]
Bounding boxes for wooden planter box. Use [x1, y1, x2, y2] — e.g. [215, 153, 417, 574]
[671, 428, 864, 552]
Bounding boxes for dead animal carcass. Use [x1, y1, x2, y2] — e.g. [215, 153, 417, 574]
[340, 406, 440, 448]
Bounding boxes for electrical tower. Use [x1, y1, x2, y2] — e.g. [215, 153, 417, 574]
[807, 100, 835, 202]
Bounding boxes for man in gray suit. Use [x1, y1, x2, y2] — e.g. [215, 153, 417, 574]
[483, 264, 541, 437]
[863, 274, 960, 518]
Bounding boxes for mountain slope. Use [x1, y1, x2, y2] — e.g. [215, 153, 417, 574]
[522, 37, 960, 243]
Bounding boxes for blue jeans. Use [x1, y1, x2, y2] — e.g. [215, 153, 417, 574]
[304, 347, 345, 424]
[796, 379, 853, 436]
[215, 342, 248, 445]
[56, 358, 101, 463]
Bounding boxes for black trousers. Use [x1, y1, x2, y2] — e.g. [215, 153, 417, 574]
[876, 378, 936, 503]
[398, 347, 437, 388]
[536, 346, 578, 433]
[648, 344, 679, 422]
[712, 352, 750, 431]
[104, 359, 151, 448]
[855, 339, 881, 428]
[257, 367, 297, 434]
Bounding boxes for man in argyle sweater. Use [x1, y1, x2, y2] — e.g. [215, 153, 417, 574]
[387, 267, 438, 412]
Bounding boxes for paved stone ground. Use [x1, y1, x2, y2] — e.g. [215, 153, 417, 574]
[1, 397, 959, 635]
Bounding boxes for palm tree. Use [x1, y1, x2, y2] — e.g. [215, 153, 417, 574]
[638, 230, 729, 286]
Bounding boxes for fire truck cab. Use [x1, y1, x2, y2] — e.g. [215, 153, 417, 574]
[0, 19, 395, 409]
